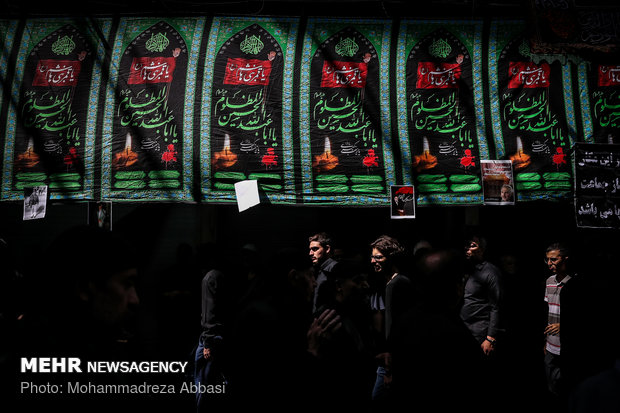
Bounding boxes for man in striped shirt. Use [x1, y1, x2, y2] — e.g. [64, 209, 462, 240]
[543, 242, 572, 400]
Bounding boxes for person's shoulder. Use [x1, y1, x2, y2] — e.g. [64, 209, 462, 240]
[322, 257, 339, 270]
[563, 273, 592, 291]
[482, 260, 502, 276]
[203, 268, 226, 282]
[393, 273, 413, 284]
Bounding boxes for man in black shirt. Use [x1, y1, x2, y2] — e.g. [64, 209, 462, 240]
[460, 234, 505, 405]
[460, 234, 503, 354]
[308, 232, 338, 313]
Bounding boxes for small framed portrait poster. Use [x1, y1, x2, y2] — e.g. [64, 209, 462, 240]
[390, 185, 416, 219]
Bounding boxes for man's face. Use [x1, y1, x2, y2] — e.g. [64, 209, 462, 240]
[545, 249, 567, 276]
[501, 187, 511, 201]
[370, 247, 388, 274]
[465, 239, 484, 262]
[309, 241, 328, 266]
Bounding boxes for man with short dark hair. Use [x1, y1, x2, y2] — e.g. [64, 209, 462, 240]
[460, 234, 504, 405]
[368, 234, 415, 403]
[543, 242, 572, 402]
[308, 232, 338, 313]
[460, 234, 503, 354]
[544, 241, 617, 409]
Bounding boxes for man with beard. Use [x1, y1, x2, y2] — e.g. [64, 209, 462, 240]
[308, 232, 338, 313]
[460, 234, 503, 354]
[460, 234, 505, 404]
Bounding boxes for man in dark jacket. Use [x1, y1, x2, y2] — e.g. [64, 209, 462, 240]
[308, 232, 338, 313]
[460, 234, 503, 354]
[460, 234, 504, 404]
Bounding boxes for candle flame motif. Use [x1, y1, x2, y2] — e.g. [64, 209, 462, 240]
[413, 136, 437, 172]
[113, 132, 139, 169]
[509, 136, 531, 170]
[212, 133, 238, 170]
[313, 136, 339, 172]
[15, 137, 40, 170]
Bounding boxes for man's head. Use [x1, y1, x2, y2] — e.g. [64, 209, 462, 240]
[308, 232, 332, 266]
[370, 235, 405, 275]
[545, 242, 570, 277]
[465, 235, 487, 263]
[501, 185, 513, 202]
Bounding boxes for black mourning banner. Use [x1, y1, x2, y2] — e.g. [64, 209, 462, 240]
[4, 16, 620, 206]
[406, 28, 482, 197]
[585, 60, 620, 143]
[112, 22, 188, 195]
[14, 24, 93, 197]
[309, 26, 385, 196]
[574, 142, 620, 228]
[498, 34, 573, 197]
[210, 24, 285, 193]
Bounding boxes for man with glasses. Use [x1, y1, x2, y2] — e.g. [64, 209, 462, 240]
[368, 234, 415, 404]
[544, 241, 619, 411]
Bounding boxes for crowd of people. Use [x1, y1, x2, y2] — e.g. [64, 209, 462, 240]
[1, 224, 619, 412]
[190, 230, 620, 412]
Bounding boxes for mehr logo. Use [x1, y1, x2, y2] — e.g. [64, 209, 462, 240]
[21, 358, 82, 373]
[21, 357, 189, 373]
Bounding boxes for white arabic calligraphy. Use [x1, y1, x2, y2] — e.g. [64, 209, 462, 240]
[512, 66, 547, 86]
[40, 64, 76, 85]
[134, 61, 171, 82]
[228, 63, 268, 84]
[324, 65, 363, 86]
[419, 66, 458, 87]
[600, 66, 620, 84]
